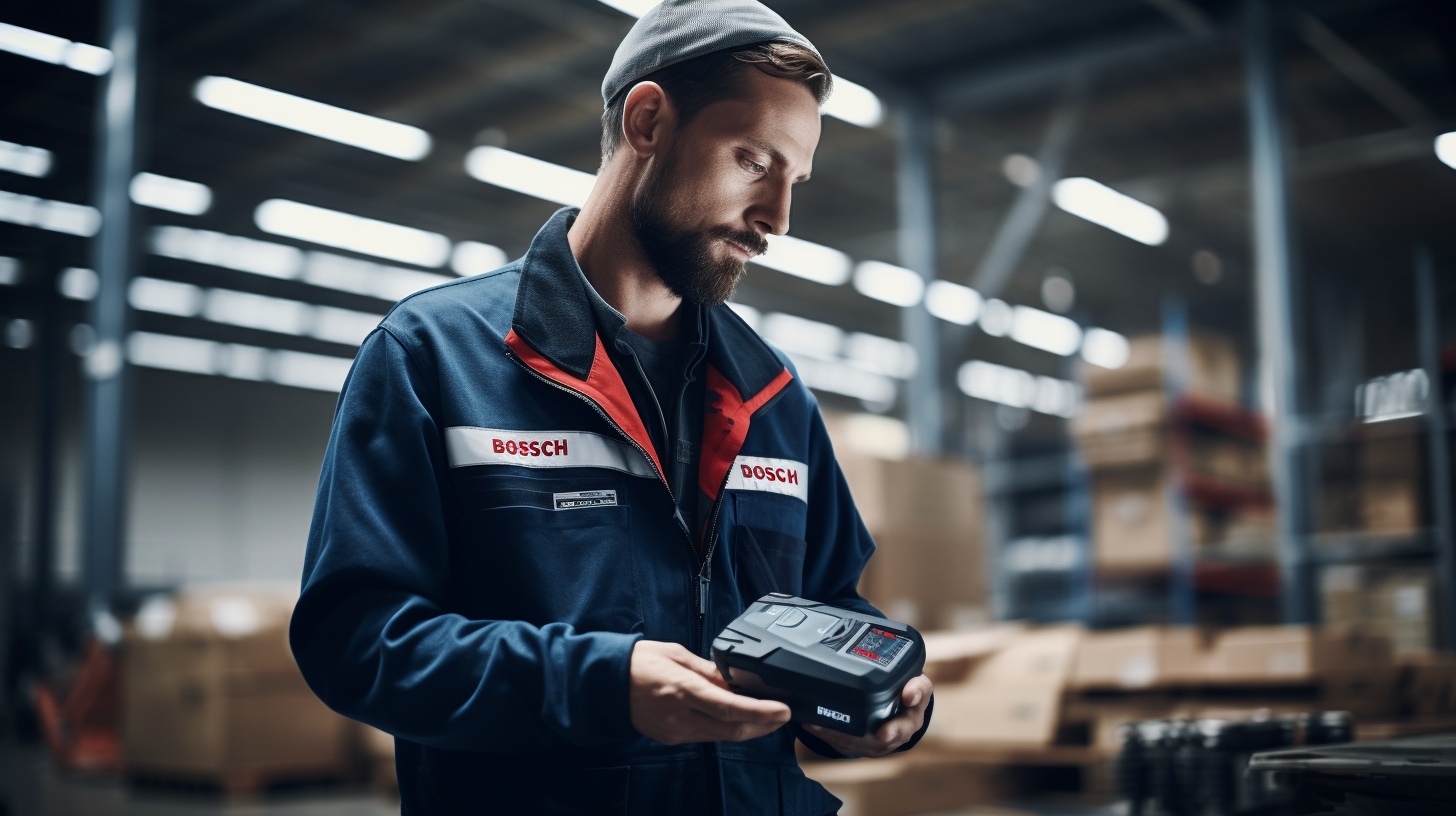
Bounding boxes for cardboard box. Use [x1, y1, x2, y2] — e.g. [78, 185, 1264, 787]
[1201, 626, 1392, 684]
[802, 757, 1010, 816]
[1071, 391, 1167, 471]
[926, 627, 1082, 746]
[1360, 478, 1422, 533]
[123, 586, 352, 780]
[859, 528, 986, 630]
[921, 625, 1026, 685]
[1401, 657, 1456, 715]
[1091, 467, 1171, 570]
[1321, 566, 1435, 658]
[838, 454, 982, 537]
[1071, 627, 1208, 689]
[1081, 333, 1241, 404]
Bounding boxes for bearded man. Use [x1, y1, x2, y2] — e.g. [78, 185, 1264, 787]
[290, 2, 932, 813]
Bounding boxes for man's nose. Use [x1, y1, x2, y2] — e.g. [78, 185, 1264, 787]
[751, 180, 793, 237]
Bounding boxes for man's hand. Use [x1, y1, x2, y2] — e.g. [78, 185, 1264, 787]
[629, 640, 791, 745]
[802, 674, 932, 758]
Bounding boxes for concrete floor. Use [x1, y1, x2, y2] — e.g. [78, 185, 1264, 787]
[0, 744, 399, 816]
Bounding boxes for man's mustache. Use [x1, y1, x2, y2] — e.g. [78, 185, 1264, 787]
[707, 226, 768, 257]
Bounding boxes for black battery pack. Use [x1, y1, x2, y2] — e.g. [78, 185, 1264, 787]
[711, 593, 925, 737]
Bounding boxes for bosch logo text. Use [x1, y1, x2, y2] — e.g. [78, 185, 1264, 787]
[492, 438, 568, 457]
[817, 705, 850, 724]
[740, 464, 799, 484]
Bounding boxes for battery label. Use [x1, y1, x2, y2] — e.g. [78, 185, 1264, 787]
[848, 627, 910, 668]
[552, 490, 617, 510]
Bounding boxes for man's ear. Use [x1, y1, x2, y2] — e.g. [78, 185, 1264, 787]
[621, 81, 675, 159]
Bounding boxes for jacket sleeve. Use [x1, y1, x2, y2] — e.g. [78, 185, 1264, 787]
[792, 398, 933, 758]
[289, 328, 641, 752]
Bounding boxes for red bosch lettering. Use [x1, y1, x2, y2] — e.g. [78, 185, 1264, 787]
[741, 465, 753, 478]
[554, 439, 567, 456]
[528, 440, 541, 456]
[788, 469, 799, 485]
[505, 440, 518, 455]
[775, 468, 786, 482]
[492, 439, 505, 453]
[753, 466, 766, 479]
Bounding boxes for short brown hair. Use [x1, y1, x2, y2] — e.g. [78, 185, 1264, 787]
[600, 40, 832, 165]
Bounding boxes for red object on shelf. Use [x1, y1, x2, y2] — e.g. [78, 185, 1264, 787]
[1194, 561, 1281, 596]
[33, 640, 123, 774]
[1184, 472, 1274, 510]
[1174, 394, 1268, 441]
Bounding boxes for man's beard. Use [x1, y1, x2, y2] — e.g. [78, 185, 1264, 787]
[628, 150, 766, 306]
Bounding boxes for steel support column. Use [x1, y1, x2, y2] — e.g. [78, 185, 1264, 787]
[1244, 0, 1315, 624]
[897, 95, 942, 453]
[82, 0, 143, 622]
[1415, 247, 1455, 650]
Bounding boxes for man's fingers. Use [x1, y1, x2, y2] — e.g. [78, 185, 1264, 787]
[675, 651, 732, 689]
[683, 709, 786, 743]
[684, 676, 791, 723]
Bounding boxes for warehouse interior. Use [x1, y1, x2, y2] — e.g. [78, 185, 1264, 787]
[2, 0, 1456, 813]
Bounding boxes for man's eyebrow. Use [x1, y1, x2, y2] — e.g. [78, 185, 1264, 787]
[744, 138, 811, 183]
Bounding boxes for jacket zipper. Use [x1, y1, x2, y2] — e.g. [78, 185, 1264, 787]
[504, 348, 705, 621]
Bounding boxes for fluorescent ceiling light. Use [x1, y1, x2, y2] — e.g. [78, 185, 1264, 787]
[1052, 177, 1169, 246]
[194, 76, 431, 160]
[0, 139, 52, 177]
[925, 280, 982, 325]
[128, 276, 203, 316]
[790, 355, 897, 408]
[1357, 369, 1427, 423]
[464, 146, 596, 208]
[844, 332, 917, 378]
[822, 77, 883, 128]
[1080, 327, 1130, 369]
[58, 266, 99, 300]
[1010, 305, 1082, 356]
[1437, 132, 1456, 170]
[597, 0, 662, 15]
[204, 288, 314, 336]
[979, 298, 1013, 337]
[254, 199, 451, 267]
[0, 22, 113, 74]
[756, 234, 851, 286]
[301, 251, 451, 301]
[130, 172, 212, 215]
[152, 226, 304, 279]
[957, 360, 1081, 418]
[451, 241, 508, 276]
[127, 331, 354, 391]
[761, 312, 843, 359]
[128, 273, 383, 346]
[852, 261, 923, 306]
[151, 226, 452, 301]
[0, 190, 100, 236]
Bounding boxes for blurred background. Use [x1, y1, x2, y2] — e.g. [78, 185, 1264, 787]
[2, 0, 1455, 813]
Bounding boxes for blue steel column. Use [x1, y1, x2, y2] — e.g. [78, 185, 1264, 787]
[896, 95, 942, 453]
[1244, 0, 1315, 624]
[82, 0, 143, 621]
[1415, 247, 1456, 649]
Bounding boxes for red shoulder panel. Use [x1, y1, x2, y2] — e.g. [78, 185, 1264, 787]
[698, 365, 794, 500]
[505, 329, 664, 481]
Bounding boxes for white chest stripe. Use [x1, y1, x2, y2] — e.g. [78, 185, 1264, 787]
[725, 456, 809, 503]
[444, 427, 657, 479]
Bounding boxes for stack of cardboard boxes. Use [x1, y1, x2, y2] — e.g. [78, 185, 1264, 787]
[1319, 418, 1426, 537]
[122, 585, 355, 795]
[825, 412, 987, 631]
[1073, 334, 1273, 572]
[1321, 564, 1435, 657]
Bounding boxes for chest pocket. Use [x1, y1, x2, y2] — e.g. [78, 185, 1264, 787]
[731, 492, 808, 604]
[450, 473, 639, 633]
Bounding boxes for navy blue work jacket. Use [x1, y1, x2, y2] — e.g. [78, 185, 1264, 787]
[290, 208, 930, 815]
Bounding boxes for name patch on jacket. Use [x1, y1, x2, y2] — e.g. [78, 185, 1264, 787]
[725, 456, 809, 503]
[553, 490, 617, 510]
[444, 427, 656, 478]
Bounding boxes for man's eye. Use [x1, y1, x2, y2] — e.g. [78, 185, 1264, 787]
[743, 159, 767, 174]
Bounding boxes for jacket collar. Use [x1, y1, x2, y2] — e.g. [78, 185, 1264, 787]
[510, 206, 788, 402]
[510, 207, 600, 380]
